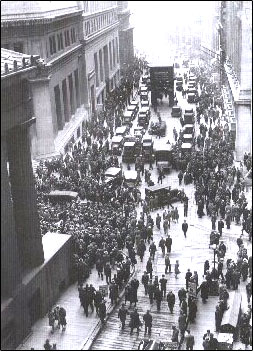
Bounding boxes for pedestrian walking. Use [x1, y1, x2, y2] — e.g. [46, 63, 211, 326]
[159, 275, 167, 297]
[154, 286, 163, 311]
[182, 220, 188, 238]
[165, 235, 172, 253]
[143, 310, 152, 335]
[156, 213, 161, 230]
[185, 269, 193, 290]
[165, 253, 171, 274]
[167, 291, 175, 313]
[175, 260, 180, 278]
[44, 339, 52, 351]
[58, 307, 67, 331]
[141, 271, 149, 295]
[53, 306, 60, 329]
[149, 241, 157, 260]
[118, 303, 129, 330]
[159, 237, 166, 256]
[98, 299, 106, 323]
[104, 263, 112, 284]
[218, 219, 224, 237]
[171, 325, 179, 343]
[48, 309, 55, 333]
[185, 330, 195, 350]
[129, 308, 141, 335]
[146, 257, 153, 279]
[147, 280, 154, 304]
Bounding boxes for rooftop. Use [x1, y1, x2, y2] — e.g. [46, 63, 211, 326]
[1, 1, 80, 22]
[1, 48, 37, 76]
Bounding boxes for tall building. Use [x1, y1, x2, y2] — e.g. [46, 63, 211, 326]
[1, 1, 133, 159]
[219, 1, 252, 160]
[1, 1, 86, 158]
[78, 1, 121, 112]
[1, 49, 72, 350]
[117, 1, 134, 72]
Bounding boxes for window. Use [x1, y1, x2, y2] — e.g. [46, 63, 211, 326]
[54, 85, 63, 130]
[62, 79, 70, 122]
[49, 35, 56, 55]
[64, 30, 70, 47]
[74, 69, 80, 108]
[71, 28, 76, 44]
[57, 33, 63, 51]
[13, 42, 23, 53]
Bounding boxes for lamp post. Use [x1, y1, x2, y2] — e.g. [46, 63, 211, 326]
[212, 243, 217, 273]
[211, 243, 219, 296]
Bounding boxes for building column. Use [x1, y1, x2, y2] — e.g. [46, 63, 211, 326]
[59, 85, 66, 128]
[7, 122, 44, 269]
[29, 77, 55, 156]
[1, 136, 22, 296]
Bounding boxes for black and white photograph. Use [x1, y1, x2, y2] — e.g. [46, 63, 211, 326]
[1, 1, 252, 351]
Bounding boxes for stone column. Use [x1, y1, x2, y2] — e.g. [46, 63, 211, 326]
[29, 77, 55, 156]
[1, 136, 22, 296]
[7, 121, 44, 269]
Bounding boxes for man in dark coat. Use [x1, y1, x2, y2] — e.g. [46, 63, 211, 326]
[185, 330, 195, 350]
[143, 310, 152, 335]
[185, 269, 193, 290]
[141, 271, 149, 295]
[130, 308, 141, 334]
[167, 291, 175, 313]
[118, 303, 129, 330]
[218, 219, 224, 237]
[199, 280, 209, 303]
[165, 235, 172, 253]
[159, 275, 167, 297]
[147, 280, 154, 304]
[146, 257, 153, 279]
[171, 326, 179, 343]
[165, 253, 171, 274]
[98, 300, 106, 323]
[182, 220, 188, 238]
[154, 286, 163, 311]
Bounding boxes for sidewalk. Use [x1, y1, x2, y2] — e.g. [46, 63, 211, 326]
[18, 260, 133, 351]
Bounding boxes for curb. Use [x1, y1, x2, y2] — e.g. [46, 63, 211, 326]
[82, 260, 136, 350]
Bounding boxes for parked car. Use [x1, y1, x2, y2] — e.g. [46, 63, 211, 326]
[104, 167, 122, 187]
[184, 113, 194, 124]
[124, 170, 139, 188]
[127, 105, 138, 119]
[171, 106, 182, 118]
[122, 141, 137, 163]
[176, 81, 183, 91]
[142, 135, 153, 161]
[115, 126, 129, 137]
[141, 99, 150, 108]
[111, 136, 124, 155]
[184, 124, 194, 134]
[122, 111, 134, 127]
[187, 93, 196, 104]
[130, 100, 139, 114]
[155, 143, 173, 173]
[185, 108, 194, 114]
[183, 133, 193, 143]
[149, 121, 166, 137]
[138, 107, 150, 127]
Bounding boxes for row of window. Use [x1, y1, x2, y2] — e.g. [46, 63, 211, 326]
[84, 10, 117, 37]
[49, 27, 76, 56]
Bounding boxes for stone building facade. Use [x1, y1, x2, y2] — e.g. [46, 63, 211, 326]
[1, 49, 72, 350]
[219, 1, 252, 160]
[1, 1, 133, 159]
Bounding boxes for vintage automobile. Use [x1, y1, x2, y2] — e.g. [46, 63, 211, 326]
[104, 167, 122, 187]
[127, 105, 137, 119]
[141, 99, 150, 108]
[122, 111, 134, 127]
[183, 124, 195, 134]
[219, 291, 241, 340]
[122, 141, 137, 163]
[142, 75, 149, 84]
[111, 135, 124, 155]
[123, 170, 139, 188]
[184, 113, 194, 124]
[134, 126, 145, 139]
[130, 100, 139, 114]
[185, 108, 194, 114]
[138, 107, 150, 127]
[176, 81, 183, 91]
[187, 93, 196, 104]
[149, 121, 166, 137]
[155, 144, 173, 173]
[115, 126, 129, 137]
[139, 85, 148, 94]
[187, 82, 196, 90]
[183, 133, 193, 143]
[181, 142, 192, 156]
[171, 106, 182, 118]
[48, 190, 78, 203]
[140, 91, 149, 101]
[145, 185, 186, 210]
[142, 135, 153, 161]
[187, 87, 198, 96]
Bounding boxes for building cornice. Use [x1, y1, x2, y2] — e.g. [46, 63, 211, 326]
[83, 6, 118, 19]
[1, 10, 82, 27]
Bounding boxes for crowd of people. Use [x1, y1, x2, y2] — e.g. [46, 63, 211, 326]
[36, 56, 252, 350]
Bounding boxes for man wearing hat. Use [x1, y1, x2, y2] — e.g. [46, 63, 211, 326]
[171, 325, 179, 343]
[118, 303, 129, 330]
